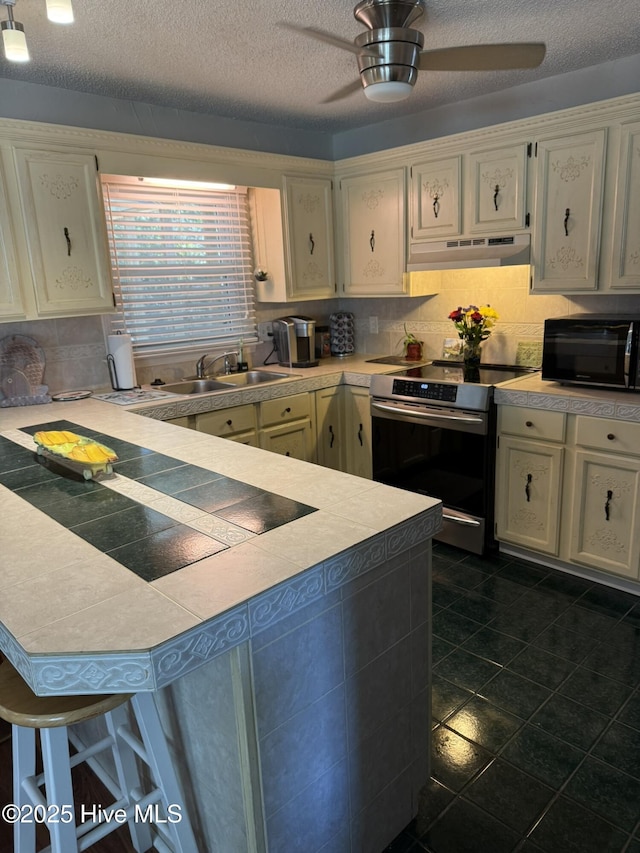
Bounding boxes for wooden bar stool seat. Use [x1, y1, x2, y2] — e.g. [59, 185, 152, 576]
[0, 660, 197, 853]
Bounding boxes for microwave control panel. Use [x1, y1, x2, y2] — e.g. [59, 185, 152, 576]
[391, 379, 458, 402]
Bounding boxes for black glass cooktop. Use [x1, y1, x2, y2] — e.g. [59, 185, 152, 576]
[395, 361, 537, 386]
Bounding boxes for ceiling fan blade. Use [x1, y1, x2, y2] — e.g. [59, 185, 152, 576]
[419, 43, 546, 72]
[279, 23, 382, 58]
[321, 79, 364, 104]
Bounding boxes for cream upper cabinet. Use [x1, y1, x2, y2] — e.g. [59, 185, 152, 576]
[607, 120, 640, 290]
[340, 168, 406, 296]
[251, 178, 335, 303]
[530, 129, 607, 292]
[0, 157, 25, 320]
[466, 143, 528, 234]
[410, 156, 461, 239]
[12, 148, 115, 317]
[282, 175, 335, 300]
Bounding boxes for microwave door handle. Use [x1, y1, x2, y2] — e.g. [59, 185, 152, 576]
[371, 400, 485, 424]
[625, 324, 634, 387]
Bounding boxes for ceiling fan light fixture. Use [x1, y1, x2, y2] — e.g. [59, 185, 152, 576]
[364, 80, 414, 102]
[45, 0, 74, 24]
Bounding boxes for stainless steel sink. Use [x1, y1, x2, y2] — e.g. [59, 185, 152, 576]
[162, 370, 296, 395]
[161, 379, 234, 395]
[217, 370, 294, 386]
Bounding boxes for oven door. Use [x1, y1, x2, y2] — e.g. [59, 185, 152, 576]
[370, 398, 496, 554]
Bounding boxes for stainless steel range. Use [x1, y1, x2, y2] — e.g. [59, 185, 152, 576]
[369, 361, 537, 555]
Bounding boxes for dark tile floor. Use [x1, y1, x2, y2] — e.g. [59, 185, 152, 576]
[387, 542, 640, 853]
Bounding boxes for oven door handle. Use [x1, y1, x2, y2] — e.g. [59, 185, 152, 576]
[371, 400, 485, 425]
[442, 512, 481, 528]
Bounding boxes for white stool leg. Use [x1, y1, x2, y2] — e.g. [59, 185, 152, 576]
[131, 693, 198, 853]
[39, 726, 79, 853]
[104, 706, 152, 853]
[12, 725, 36, 853]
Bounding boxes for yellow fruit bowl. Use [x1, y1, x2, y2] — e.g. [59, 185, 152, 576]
[34, 430, 118, 480]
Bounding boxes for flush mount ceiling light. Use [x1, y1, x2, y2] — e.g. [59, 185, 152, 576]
[1, 0, 74, 63]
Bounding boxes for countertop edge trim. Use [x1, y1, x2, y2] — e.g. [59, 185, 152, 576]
[5, 506, 441, 695]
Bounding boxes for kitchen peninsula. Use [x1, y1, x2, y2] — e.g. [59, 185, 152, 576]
[0, 395, 441, 853]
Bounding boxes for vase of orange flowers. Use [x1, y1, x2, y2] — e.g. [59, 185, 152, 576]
[448, 305, 499, 378]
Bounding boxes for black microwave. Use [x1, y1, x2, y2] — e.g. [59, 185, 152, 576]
[542, 315, 640, 391]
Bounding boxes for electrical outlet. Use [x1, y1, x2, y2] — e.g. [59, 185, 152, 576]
[257, 321, 273, 341]
[369, 316, 379, 335]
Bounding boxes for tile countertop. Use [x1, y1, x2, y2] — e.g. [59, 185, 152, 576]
[124, 355, 424, 419]
[494, 373, 640, 422]
[0, 393, 441, 696]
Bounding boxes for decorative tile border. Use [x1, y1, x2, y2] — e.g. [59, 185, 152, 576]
[496, 387, 640, 422]
[249, 566, 325, 634]
[32, 655, 154, 695]
[151, 605, 250, 689]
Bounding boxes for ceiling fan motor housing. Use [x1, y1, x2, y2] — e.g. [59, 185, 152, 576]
[354, 0, 425, 29]
[355, 27, 424, 90]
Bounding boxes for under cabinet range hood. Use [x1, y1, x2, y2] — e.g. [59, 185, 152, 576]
[407, 233, 530, 272]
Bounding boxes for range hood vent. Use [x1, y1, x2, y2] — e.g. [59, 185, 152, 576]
[407, 233, 530, 272]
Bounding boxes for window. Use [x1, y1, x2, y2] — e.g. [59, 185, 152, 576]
[101, 176, 258, 357]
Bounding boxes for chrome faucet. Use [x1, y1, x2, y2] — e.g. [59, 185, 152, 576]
[195, 351, 239, 379]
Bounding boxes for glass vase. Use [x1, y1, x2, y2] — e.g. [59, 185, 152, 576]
[462, 340, 482, 381]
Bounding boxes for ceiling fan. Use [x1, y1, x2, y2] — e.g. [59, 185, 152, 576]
[282, 0, 546, 104]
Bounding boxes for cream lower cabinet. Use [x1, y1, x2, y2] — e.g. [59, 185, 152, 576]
[314, 385, 373, 478]
[344, 386, 372, 479]
[497, 406, 640, 583]
[315, 386, 344, 470]
[258, 393, 315, 461]
[196, 404, 258, 446]
[496, 407, 565, 555]
[566, 417, 640, 579]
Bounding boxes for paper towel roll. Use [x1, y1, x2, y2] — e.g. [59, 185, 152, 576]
[107, 333, 137, 390]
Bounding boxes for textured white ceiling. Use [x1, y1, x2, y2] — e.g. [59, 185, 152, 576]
[1, 0, 639, 133]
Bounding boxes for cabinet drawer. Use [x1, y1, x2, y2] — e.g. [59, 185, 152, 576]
[196, 404, 256, 436]
[575, 416, 640, 456]
[499, 407, 566, 442]
[259, 393, 311, 427]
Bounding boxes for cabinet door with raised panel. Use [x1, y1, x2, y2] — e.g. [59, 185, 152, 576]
[567, 451, 640, 579]
[344, 386, 372, 479]
[315, 386, 344, 471]
[410, 156, 461, 240]
[283, 175, 335, 300]
[531, 129, 606, 292]
[341, 169, 406, 295]
[496, 436, 563, 555]
[608, 120, 640, 290]
[0, 157, 25, 320]
[260, 420, 314, 461]
[467, 144, 528, 233]
[13, 148, 114, 317]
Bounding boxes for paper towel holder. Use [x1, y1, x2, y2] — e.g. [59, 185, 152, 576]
[106, 353, 128, 390]
[106, 330, 136, 390]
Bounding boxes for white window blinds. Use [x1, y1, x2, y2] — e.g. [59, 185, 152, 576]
[102, 177, 258, 356]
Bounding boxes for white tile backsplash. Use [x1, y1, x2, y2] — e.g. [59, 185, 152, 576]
[6, 273, 640, 389]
